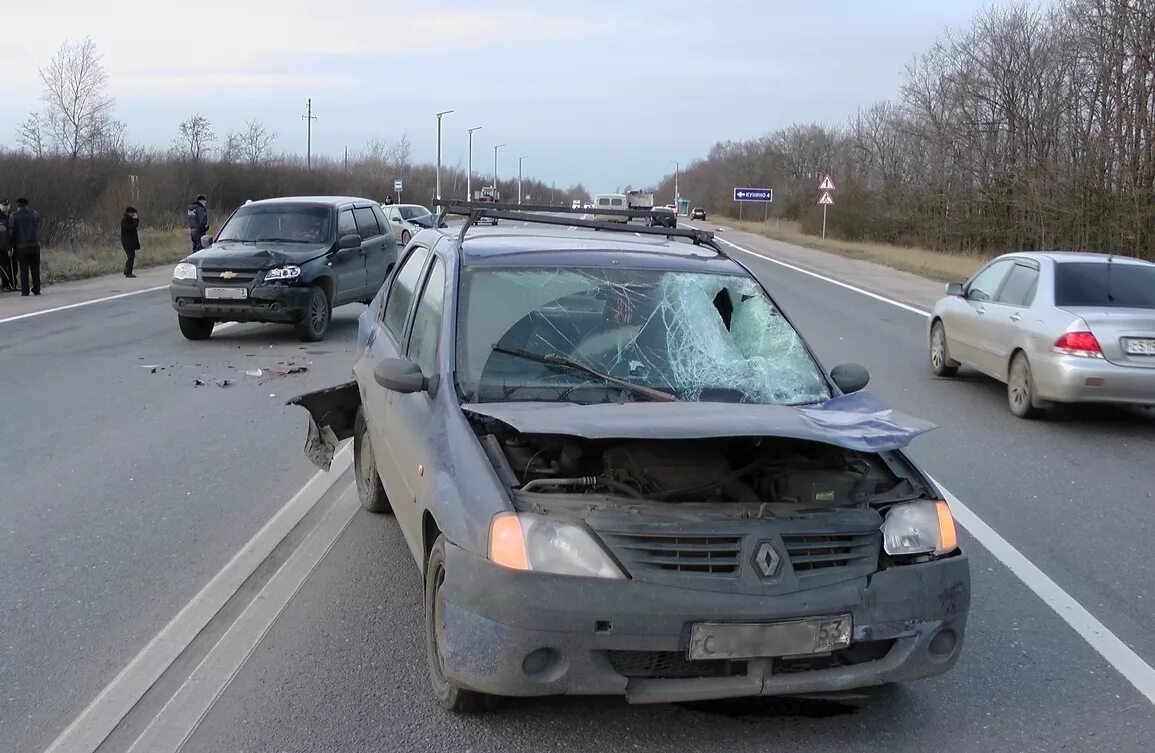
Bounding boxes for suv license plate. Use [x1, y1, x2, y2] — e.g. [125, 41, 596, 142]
[1124, 338, 1155, 355]
[688, 615, 852, 661]
[204, 287, 248, 300]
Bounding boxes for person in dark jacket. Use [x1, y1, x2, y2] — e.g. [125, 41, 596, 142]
[187, 194, 209, 251]
[8, 197, 41, 296]
[120, 206, 140, 278]
[0, 199, 13, 291]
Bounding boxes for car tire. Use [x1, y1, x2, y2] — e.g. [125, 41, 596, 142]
[294, 285, 331, 342]
[177, 315, 214, 341]
[929, 320, 960, 377]
[1008, 352, 1042, 419]
[425, 535, 499, 713]
[401, 230, 411, 245]
[354, 407, 392, 514]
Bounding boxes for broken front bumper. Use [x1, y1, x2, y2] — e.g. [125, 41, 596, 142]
[439, 542, 969, 703]
[169, 282, 314, 323]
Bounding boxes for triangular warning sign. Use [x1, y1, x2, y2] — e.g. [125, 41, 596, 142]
[818, 191, 834, 205]
[819, 175, 836, 191]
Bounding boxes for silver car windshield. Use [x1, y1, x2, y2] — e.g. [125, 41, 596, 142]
[456, 267, 831, 405]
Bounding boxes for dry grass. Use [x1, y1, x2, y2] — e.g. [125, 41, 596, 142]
[714, 217, 990, 283]
[39, 229, 191, 283]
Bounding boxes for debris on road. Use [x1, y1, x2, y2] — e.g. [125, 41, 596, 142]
[245, 369, 264, 377]
[269, 362, 308, 377]
[216, 379, 232, 388]
[193, 379, 204, 387]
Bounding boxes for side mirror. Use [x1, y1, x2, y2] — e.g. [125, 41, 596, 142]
[201, 235, 213, 247]
[946, 281, 965, 297]
[373, 357, 427, 393]
[830, 363, 870, 394]
[392, 217, 403, 223]
[338, 233, 362, 250]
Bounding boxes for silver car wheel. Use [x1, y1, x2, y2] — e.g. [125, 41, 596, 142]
[1008, 354, 1040, 419]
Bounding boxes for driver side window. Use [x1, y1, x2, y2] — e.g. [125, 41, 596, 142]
[383, 247, 431, 340]
[337, 209, 357, 238]
[966, 260, 1014, 303]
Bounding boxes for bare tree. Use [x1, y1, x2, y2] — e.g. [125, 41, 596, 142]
[173, 114, 216, 162]
[228, 119, 278, 165]
[387, 133, 412, 172]
[38, 38, 115, 159]
[16, 113, 47, 157]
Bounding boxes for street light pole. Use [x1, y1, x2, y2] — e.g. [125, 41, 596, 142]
[301, 98, 316, 170]
[435, 109, 454, 209]
[517, 155, 527, 205]
[493, 143, 505, 199]
[467, 126, 482, 199]
[672, 160, 680, 213]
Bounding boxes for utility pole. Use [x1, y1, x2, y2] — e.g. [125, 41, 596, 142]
[467, 126, 482, 199]
[517, 155, 527, 205]
[343, 145, 348, 171]
[435, 109, 454, 209]
[301, 98, 316, 170]
[493, 143, 505, 199]
[672, 160, 680, 213]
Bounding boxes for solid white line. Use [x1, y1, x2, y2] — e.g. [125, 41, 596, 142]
[41, 443, 354, 753]
[0, 285, 167, 324]
[717, 231, 1155, 705]
[126, 484, 360, 753]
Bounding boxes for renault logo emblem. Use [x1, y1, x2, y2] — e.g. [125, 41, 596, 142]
[752, 541, 781, 578]
[220, 270, 237, 279]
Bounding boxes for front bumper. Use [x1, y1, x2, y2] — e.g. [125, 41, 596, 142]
[1032, 352, 1155, 405]
[439, 543, 969, 703]
[169, 282, 313, 323]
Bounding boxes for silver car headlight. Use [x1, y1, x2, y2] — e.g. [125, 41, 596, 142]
[173, 262, 198, 281]
[489, 512, 625, 579]
[881, 500, 959, 557]
[264, 265, 301, 281]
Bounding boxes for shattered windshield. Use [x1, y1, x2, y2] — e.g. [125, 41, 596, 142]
[456, 266, 831, 405]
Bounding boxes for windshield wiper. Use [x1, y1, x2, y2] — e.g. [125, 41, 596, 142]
[255, 237, 309, 244]
[491, 345, 677, 402]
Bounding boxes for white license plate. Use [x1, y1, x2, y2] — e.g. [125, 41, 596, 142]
[204, 287, 248, 300]
[1124, 338, 1155, 355]
[687, 615, 852, 661]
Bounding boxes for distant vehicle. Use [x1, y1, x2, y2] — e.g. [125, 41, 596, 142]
[626, 190, 655, 211]
[593, 193, 628, 223]
[382, 204, 446, 245]
[648, 205, 676, 229]
[930, 251, 1155, 417]
[170, 197, 397, 342]
[665, 203, 678, 214]
[571, 199, 583, 210]
[691, 207, 707, 220]
[473, 187, 501, 225]
[584, 203, 593, 209]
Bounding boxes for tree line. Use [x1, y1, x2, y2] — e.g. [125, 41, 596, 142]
[659, 0, 1155, 258]
[5, 39, 589, 248]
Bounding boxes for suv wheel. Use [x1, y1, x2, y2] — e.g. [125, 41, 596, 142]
[354, 408, 392, 514]
[178, 316, 214, 340]
[930, 321, 959, 377]
[295, 285, 331, 342]
[425, 535, 499, 713]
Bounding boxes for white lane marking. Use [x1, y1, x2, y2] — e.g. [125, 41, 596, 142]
[0, 285, 168, 324]
[126, 483, 360, 753]
[42, 444, 354, 753]
[718, 232, 1155, 705]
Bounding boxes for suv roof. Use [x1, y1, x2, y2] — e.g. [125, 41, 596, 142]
[250, 196, 379, 207]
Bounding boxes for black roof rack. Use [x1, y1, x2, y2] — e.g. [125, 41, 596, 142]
[436, 201, 721, 252]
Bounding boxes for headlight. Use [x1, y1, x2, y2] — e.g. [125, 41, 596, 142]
[173, 262, 198, 281]
[488, 512, 625, 579]
[264, 265, 301, 281]
[882, 500, 958, 557]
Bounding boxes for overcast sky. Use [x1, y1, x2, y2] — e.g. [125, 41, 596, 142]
[0, 0, 993, 191]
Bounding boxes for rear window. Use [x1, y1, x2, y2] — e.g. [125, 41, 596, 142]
[1054, 262, 1155, 308]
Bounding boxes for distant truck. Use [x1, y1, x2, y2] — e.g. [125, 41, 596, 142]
[571, 199, 582, 210]
[626, 190, 655, 211]
[473, 187, 500, 225]
[593, 193, 628, 223]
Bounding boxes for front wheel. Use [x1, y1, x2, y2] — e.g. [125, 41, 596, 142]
[1008, 352, 1042, 419]
[929, 320, 959, 377]
[425, 536, 499, 713]
[401, 230, 411, 245]
[354, 408, 392, 514]
[178, 315, 214, 340]
[294, 285, 331, 342]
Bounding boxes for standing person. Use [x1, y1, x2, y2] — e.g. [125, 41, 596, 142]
[0, 199, 13, 292]
[186, 194, 209, 251]
[120, 206, 140, 278]
[8, 197, 41, 296]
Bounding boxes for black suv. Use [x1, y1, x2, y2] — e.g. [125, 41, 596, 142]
[170, 197, 398, 341]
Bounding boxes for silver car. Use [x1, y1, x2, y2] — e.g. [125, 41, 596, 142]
[381, 204, 440, 245]
[929, 251, 1155, 418]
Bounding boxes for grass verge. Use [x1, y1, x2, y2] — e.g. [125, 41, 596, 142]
[712, 217, 990, 283]
[36, 229, 190, 284]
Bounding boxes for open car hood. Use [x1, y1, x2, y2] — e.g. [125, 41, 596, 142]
[461, 392, 935, 452]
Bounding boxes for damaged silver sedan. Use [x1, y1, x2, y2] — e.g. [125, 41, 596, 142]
[291, 209, 970, 712]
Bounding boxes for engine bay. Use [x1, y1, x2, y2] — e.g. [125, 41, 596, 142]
[479, 430, 912, 506]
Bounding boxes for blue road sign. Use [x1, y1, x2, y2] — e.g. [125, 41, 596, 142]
[733, 187, 773, 202]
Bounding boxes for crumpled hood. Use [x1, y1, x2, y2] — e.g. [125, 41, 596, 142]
[461, 392, 936, 452]
[190, 242, 331, 269]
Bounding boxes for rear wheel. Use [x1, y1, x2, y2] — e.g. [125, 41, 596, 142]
[354, 408, 391, 514]
[929, 320, 959, 377]
[425, 536, 499, 713]
[177, 316, 214, 340]
[1008, 352, 1042, 419]
[294, 285, 331, 342]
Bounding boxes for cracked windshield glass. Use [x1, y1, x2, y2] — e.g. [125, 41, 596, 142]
[5, 1, 1154, 752]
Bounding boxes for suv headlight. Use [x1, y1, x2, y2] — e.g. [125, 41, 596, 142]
[488, 512, 625, 579]
[264, 265, 301, 281]
[882, 500, 958, 557]
[173, 262, 198, 281]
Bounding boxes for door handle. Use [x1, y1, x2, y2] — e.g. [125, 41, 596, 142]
[976, 306, 986, 315]
[1010, 312, 1021, 322]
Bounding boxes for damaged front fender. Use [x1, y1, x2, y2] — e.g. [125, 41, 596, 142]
[286, 380, 360, 470]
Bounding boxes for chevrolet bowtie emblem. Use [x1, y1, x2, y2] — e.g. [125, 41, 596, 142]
[220, 270, 237, 279]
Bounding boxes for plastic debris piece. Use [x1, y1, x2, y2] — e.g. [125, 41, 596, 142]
[216, 379, 232, 388]
[269, 363, 308, 377]
[245, 369, 264, 377]
[193, 379, 204, 387]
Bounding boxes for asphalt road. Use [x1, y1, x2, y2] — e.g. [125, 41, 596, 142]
[5, 220, 1154, 753]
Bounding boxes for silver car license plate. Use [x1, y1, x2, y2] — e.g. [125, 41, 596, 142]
[688, 615, 852, 661]
[1124, 338, 1155, 356]
[204, 287, 248, 300]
